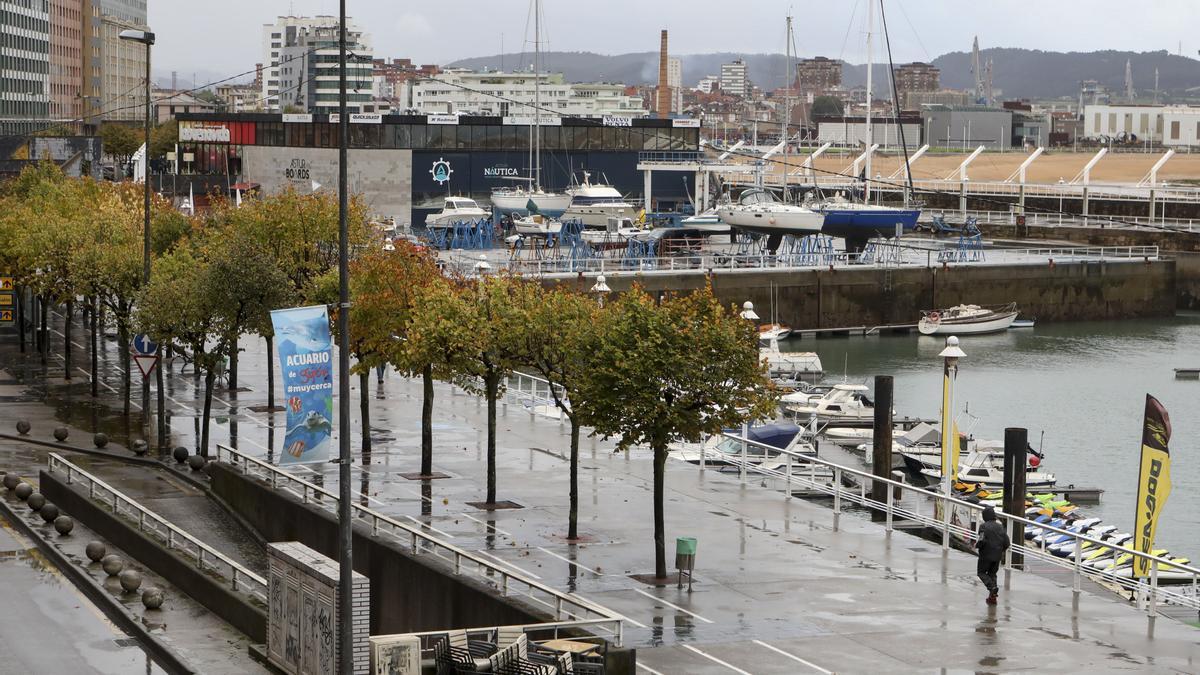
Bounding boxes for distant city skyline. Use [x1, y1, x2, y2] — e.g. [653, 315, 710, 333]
[150, 1, 1200, 87]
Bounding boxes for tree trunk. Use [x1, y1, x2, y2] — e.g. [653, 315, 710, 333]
[359, 367, 370, 455]
[118, 320, 131, 417]
[421, 363, 433, 476]
[266, 336, 275, 410]
[89, 296, 98, 397]
[63, 299, 72, 379]
[16, 286, 25, 353]
[568, 418, 580, 540]
[228, 339, 238, 396]
[156, 344, 166, 448]
[485, 372, 498, 504]
[653, 441, 668, 580]
[200, 365, 216, 458]
[39, 295, 47, 364]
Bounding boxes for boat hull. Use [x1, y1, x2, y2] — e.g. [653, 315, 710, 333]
[563, 204, 637, 228]
[819, 207, 921, 239]
[918, 311, 1018, 335]
[493, 192, 571, 218]
[717, 206, 825, 236]
[425, 210, 492, 229]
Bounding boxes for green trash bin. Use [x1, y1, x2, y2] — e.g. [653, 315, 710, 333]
[675, 537, 697, 590]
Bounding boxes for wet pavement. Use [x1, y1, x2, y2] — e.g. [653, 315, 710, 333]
[1, 310, 1199, 673]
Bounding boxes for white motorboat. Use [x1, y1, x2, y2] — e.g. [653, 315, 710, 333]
[425, 196, 491, 229]
[785, 383, 881, 423]
[673, 422, 814, 467]
[760, 337, 822, 379]
[564, 172, 637, 227]
[512, 213, 562, 237]
[680, 208, 731, 234]
[492, 187, 572, 218]
[579, 216, 644, 246]
[918, 303, 1018, 336]
[758, 323, 792, 342]
[716, 188, 825, 236]
[918, 446, 1056, 490]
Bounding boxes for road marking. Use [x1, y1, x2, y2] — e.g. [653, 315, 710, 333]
[401, 515, 455, 539]
[752, 640, 833, 674]
[461, 512, 513, 537]
[681, 645, 752, 674]
[536, 546, 603, 576]
[635, 664, 665, 675]
[473, 550, 541, 580]
[631, 588, 715, 624]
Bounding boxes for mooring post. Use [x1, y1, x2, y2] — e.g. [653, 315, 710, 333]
[871, 375, 894, 522]
[1003, 427, 1028, 571]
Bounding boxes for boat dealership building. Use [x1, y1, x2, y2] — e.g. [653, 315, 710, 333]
[174, 113, 700, 225]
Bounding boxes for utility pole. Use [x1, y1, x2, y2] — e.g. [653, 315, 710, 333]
[337, 1, 354, 672]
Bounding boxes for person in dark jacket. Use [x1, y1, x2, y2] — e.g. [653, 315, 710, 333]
[975, 506, 1010, 604]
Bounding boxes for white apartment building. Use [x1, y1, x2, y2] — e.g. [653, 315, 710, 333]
[404, 70, 646, 119]
[696, 76, 718, 94]
[720, 59, 749, 98]
[1082, 104, 1164, 142]
[667, 56, 682, 114]
[261, 15, 372, 112]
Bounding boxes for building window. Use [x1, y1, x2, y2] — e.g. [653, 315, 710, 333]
[1093, 113, 1100, 132]
[1170, 120, 1180, 140]
[1107, 113, 1116, 133]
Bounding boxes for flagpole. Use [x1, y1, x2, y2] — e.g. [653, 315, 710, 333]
[337, 0, 354, 672]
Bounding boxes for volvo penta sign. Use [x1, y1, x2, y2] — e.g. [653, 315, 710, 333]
[603, 115, 633, 127]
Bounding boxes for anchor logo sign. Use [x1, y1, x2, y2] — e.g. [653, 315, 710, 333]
[430, 158, 453, 185]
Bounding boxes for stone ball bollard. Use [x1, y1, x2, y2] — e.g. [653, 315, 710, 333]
[85, 541, 107, 562]
[2, 474, 19, 490]
[54, 515, 74, 536]
[131, 440, 148, 456]
[93, 433, 109, 448]
[14, 483, 33, 501]
[39, 503, 60, 523]
[119, 569, 142, 593]
[52, 427, 69, 442]
[15, 420, 30, 435]
[172, 447, 189, 464]
[26, 493, 45, 511]
[101, 554, 124, 576]
[187, 455, 206, 472]
[141, 587, 164, 610]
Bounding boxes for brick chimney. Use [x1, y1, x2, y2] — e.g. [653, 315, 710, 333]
[657, 30, 669, 117]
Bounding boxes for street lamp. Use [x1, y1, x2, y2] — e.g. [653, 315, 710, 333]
[739, 300, 760, 321]
[119, 27, 161, 444]
[938, 335, 966, 549]
[589, 274, 611, 307]
[474, 254, 492, 277]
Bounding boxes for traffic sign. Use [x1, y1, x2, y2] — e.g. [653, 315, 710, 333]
[0, 309, 12, 324]
[132, 334, 158, 355]
[133, 354, 158, 378]
[0, 277, 11, 291]
[0, 294, 11, 306]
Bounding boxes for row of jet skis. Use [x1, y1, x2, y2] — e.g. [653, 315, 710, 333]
[955, 483, 1193, 582]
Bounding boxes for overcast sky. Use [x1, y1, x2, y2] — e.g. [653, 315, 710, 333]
[150, 0, 1200, 84]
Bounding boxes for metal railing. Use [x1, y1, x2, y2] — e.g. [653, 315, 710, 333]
[504, 371, 569, 420]
[46, 453, 268, 603]
[696, 432, 1200, 617]
[212, 443, 627, 646]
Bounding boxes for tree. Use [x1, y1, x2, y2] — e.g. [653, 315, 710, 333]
[100, 123, 140, 177]
[577, 285, 778, 579]
[811, 95, 844, 118]
[149, 120, 179, 160]
[503, 282, 599, 539]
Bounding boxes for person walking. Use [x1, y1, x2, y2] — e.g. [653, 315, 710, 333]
[975, 505, 1010, 605]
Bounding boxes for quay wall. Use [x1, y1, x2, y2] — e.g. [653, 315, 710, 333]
[208, 462, 544, 635]
[549, 260, 1176, 329]
[1174, 252, 1200, 310]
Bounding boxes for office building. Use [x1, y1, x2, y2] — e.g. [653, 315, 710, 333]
[404, 70, 646, 119]
[49, 0, 84, 125]
[0, 1, 51, 134]
[719, 59, 750, 98]
[84, 0, 150, 124]
[667, 56, 682, 114]
[261, 15, 373, 113]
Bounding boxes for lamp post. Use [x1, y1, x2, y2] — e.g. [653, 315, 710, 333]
[334, 1, 353, 672]
[589, 274, 611, 307]
[739, 300, 760, 322]
[474, 254, 492, 278]
[119, 28, 160, 445]
[938, 335, 966, 550]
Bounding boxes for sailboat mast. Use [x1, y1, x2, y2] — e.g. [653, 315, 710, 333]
[533, 0, 542, 192]
[783, 15, 791, 203]
[864, 0, 874, 204]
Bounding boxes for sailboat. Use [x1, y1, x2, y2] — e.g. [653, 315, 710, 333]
[512, 198, 563, 237]
[716, 15, 824, 242]
[490, 0, 571, 218]
[814, 0, 921, 251]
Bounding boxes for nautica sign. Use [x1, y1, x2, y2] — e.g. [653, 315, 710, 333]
[484, 166, 520, 177]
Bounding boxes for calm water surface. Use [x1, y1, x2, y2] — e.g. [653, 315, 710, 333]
[784, 313, 1200, 555]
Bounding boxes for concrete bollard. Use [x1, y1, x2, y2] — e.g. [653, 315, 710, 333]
[15, 420, 30, 435]
[172, 447, 189, 464]
[14, 483, 32, 500]
[93, 433, 109, 448]
[101, 554, 124, 576]
[54, 515, 74, 536]
[52, 427, 69, 442]
[187, 455, 206, 472]
[27, 493, 45, 511]
[39, 503, 60, 523]
[2, 474, 19, 491]
[141, 587, 164, 610]
[131, 440, 148, 456]
[118, 569, 142, 593]
[85, 541, 107, 562]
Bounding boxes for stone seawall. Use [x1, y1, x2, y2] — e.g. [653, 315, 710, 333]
[548, 260, 1176, 329]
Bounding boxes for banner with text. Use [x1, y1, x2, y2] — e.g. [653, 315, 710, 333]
[1133, 394, 1172, 578]
[271, 306, 334, 465]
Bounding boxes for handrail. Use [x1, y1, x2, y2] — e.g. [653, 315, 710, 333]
[702, 431, 1200, 613]
[46, 453, 268, 603]
[212, 443, 626, 646]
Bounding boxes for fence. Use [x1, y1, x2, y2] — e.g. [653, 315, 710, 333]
[46, 452, 268, 603]
[692, 431, 1200, 618]
[212, 443, 627, 646]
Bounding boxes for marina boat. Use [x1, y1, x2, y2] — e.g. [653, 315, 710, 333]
[673, 422, 814, 467]
[917, 303, 1019, 336]
[760, 337, 823, 380]
[715, 188, 826, 237]
[785, 383, 880, 423]
[563, 172, 637, 227]
[680, 207, 731, 235]
[425, 196, 491, 229]
[815, 194, 921, 245]
[512, 212, 562, 237]
[758, 323, 792, 342]
[492, 186, 571, 218]
[579, 216, 644, 246]
[918, 447, 1056, 490]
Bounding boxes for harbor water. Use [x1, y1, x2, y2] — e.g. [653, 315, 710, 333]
[784, 313, 1200, 555]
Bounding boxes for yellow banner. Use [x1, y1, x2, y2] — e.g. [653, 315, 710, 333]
[940, 364, 955, 481]
[1133, 395, 1172, 579]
